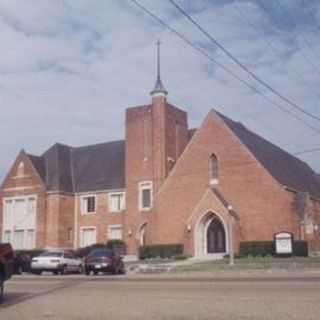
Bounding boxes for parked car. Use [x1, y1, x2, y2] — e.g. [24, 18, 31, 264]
[0, 243, 13, 303]
[31, 251, 83, 275]
[84, 248, 125, 275]
[13, 252, 32, 274]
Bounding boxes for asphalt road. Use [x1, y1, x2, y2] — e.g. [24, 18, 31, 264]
[1, 274, 320, 320]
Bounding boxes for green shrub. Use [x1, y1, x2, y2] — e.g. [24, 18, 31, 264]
[293, 241, 308, 257]
[173, 254, 189, 261]
[239, 241, 274, 257]
[73, 243, 106, 258]
[223, 253, 246, 259]
[106, 239, 127, 255]
[240, 240, 309, 257]
[106, 239, 126, 248]
[139, 244, 183, 260]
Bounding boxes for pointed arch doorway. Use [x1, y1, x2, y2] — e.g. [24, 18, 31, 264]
[195, 211, 228, 256]
[206, 218, 226, 253]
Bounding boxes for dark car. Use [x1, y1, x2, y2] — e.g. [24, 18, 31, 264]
[84, 248, 125, 275]
[13, 252, 32, 274]
[0, 243, 13, 303]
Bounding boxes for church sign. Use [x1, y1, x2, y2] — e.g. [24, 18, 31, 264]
[274, 232, 293, 255]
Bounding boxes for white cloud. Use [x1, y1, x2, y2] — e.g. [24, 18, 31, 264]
[1, 0, 320, 182]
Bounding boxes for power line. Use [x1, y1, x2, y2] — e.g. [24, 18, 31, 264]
[129, 0, 320, 133]
[168, 0, 320, 123]
[293, 146, 320, 155]
[274, 0, 320, 66]
[298, 0, 320, 31]
[230, 0, 312, 84]
[257, 0, 320, 76]
[280, 132, 319, 147]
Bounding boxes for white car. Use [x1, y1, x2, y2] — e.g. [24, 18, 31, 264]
[31, 251, 83, 275]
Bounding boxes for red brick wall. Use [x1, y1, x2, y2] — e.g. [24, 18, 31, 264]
[148, 110, 302, 254]
[124, 96, 189, 254]
[76, 192, 125, 247]
[0, 151, 47, 249]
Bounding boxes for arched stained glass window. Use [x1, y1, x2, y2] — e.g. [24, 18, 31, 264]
[209, 154, 219, 185]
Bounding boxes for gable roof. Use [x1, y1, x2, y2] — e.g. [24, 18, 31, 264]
[218, 112, 320, 197]
[18, 106, 320, 197]
[27, 141, 125, 193]
[72, 141, 125, 193]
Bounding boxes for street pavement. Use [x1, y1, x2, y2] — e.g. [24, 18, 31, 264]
[1, 272, 320, 320]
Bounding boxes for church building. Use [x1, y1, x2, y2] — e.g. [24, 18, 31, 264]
[1, 50, 320, 256]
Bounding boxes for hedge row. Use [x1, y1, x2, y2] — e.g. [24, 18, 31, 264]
[138, 244, 183, 259]
[239, 241, 308, 257]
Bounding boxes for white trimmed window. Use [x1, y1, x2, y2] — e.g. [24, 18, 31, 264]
[3, 230, 11, 243]
[25, 229, 35, 249]
[139, 181, 153, 211]
[2, 196, 36, 249]
[80, 227, 97, 247]
[108, 192, 125, 212]
[81, 195, 96, 214]
[13, 230, 24, 250]
[209, 154, 219, 185]
[108, 225, 123, 240]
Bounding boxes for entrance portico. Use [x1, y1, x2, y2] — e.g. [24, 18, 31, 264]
[195, 211, 228, 257]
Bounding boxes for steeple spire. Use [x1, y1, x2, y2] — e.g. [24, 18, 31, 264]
[151, 40, 168, 96]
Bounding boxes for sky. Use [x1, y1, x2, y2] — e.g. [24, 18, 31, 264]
[1, 0, 320, 182]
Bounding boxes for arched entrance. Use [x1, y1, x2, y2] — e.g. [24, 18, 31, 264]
[138, 223, 147, 246]
[206, 218, 226, 253]
[195, 211, 228, 256]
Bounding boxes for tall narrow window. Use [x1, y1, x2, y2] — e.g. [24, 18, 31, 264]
[209, 154, 219, 185]
[139, 181, 153, 211]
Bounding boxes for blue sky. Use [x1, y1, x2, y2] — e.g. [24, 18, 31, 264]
[1, 0, 320, 182]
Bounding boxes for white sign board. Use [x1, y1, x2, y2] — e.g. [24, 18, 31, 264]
[275, 232, 293, 255]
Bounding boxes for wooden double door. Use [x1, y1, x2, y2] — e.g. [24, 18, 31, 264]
[207, 218, 226, 253]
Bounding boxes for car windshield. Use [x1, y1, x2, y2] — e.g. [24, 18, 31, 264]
[40, 252, 63, 258]
[90, 249, 113, 257]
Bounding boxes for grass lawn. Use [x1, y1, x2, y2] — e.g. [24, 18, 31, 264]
[170, 256, 320, 272]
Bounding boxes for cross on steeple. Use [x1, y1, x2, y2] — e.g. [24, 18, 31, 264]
[151, 39, 168, 96]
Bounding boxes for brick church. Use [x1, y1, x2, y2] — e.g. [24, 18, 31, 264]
[1, 51, 320, 256]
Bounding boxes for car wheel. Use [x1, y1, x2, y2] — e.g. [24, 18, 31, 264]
[118, 261, 125, 275]
[0, 275, 4, 304]
[61, 265, 68, 275]
[85, 268, 90, 276]
[112, 265, 119, 275]
[93, 270, 98, 275]
[32, 270, 42, 275]
[17, 266, 23, 275]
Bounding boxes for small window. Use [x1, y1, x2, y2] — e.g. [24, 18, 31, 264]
[108, 225, 123, 240]
[17, 161, 25, 176]
[81, 196, 96, 214]
[209, 154, 219, 185]
[108, 192, 125, 212]
[139, 181, 153, 211]
[3, 230, 11, 243]
[81, 227, 97, 247]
